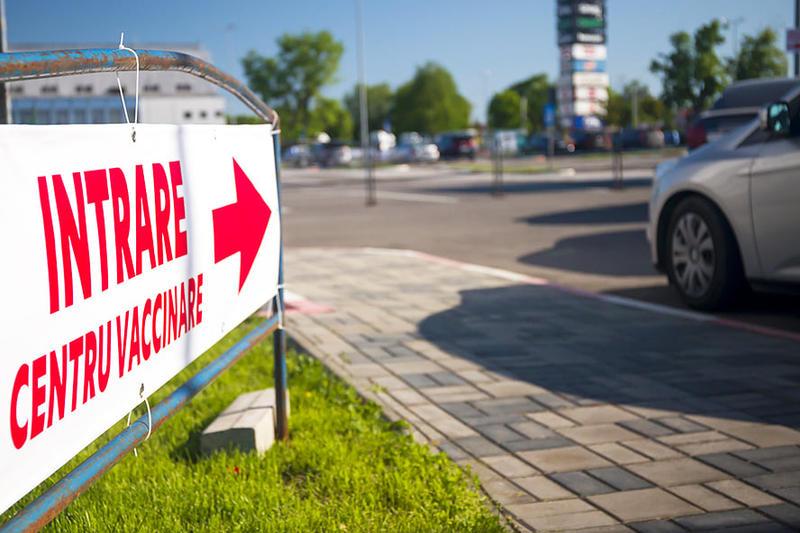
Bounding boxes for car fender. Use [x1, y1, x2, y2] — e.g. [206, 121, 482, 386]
[653, 151, 762, 280]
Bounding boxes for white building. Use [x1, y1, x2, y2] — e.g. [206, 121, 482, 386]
[8, 43, 226, 125]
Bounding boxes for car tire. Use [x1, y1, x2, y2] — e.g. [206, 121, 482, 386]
[665, 197, 745, 310]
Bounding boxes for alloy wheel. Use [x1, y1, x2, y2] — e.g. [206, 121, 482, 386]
[671, 212, 715, 298]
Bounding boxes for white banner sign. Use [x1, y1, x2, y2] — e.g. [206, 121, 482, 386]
[559, 85, 609, 103]
[562, 43, 608, 61]
[565, 72, 610, 87]
[563, 99, 607, 116]
[0, 124, 280, 513]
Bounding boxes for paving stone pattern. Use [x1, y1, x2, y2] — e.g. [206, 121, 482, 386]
[285, 248, 800, 532]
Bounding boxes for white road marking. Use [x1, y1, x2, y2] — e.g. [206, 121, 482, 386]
[362, 190, 458, 204]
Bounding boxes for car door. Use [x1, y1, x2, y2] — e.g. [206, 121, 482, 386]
[749, 99, 800, 282]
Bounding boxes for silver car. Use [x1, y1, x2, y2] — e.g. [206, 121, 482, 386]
[648, 86, 800, 310]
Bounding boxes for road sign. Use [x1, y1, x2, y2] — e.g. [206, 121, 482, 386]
[787, 28, 800, 52]
[0, 123, 280, 513]
[562, 43, 607, 61]
[561, 58, 607, 73]
[543, 103, 557, 128]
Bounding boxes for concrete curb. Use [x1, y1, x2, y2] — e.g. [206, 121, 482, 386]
[285, 331, 523, 533]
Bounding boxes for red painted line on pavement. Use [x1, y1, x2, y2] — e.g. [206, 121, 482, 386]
[364, 248, 800, 345]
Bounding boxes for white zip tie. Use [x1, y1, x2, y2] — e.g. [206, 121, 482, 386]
[115, 32, 140, 142]
[125, 383, 152, 457]
[275, 285, 286, 329]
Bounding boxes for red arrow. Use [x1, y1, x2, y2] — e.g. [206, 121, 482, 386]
[212, 158, 272, 292]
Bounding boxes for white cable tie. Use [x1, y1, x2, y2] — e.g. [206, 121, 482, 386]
[115, 32, 140, 142]
[125, 383, 152, 457]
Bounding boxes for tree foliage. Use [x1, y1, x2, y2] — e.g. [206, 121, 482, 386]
[391, 63, 471, 134]
[344, 83, 394, 140]
[730, 28, 787, 80]
[488, 90, 521, 129]
[650, 19, 728, 112]
[605, 81, 671, 128]
[310, 97, 353, 140]
[508, 74, 554, 132]
[242, 31, 344, 141]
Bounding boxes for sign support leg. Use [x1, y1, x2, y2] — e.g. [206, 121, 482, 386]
[272, 132, 289, 441]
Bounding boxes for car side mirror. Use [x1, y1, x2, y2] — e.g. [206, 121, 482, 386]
[761, 101, 791, 135]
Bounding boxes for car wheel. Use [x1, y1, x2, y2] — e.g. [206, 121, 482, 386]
[665, 197, 744, 310]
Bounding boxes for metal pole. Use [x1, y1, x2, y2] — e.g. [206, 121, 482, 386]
[0, 0, 11, 124]
[0, 49, 279, 126]
[355, 0, 375, 206]
[272, 132, 289, 441]
[520, 96, 527, 132]
[796, 0, 799, 77]
[492, 134, 504, 196]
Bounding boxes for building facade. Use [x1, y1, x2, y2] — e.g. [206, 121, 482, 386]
[8, 43, 226, 125]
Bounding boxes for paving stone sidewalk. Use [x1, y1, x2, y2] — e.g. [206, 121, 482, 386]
[285, 247, 800, 532]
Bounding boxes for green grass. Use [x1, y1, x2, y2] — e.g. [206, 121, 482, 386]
[2, 318, 504, 532]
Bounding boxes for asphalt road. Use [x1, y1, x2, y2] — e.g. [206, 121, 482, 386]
[281, 156, 800, 335]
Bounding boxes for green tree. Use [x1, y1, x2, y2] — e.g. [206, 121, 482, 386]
[488, 90, 521, 129]
[604, 88, 627, 128]
[650, 19, 728, 112]
[343, 83, 393, 140]
[730, 28, 787, 80]
[309, 97, 353, 140]
[604, 82, 671, 128]
[226, 114, 262, 125]
[508, 74, 553, 132]
[391, 62, 471, 134]
[242, 31, 344, 141]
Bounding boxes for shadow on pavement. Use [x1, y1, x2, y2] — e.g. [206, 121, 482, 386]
[518, 229, 655, 277]
[607, 284, 800, 335]
[424, 177, 652, 195]
[519, 202, 648, 225]
[417, 284, 800, 429]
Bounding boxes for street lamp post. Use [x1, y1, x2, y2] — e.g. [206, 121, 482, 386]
[795, 0, 799, 77]
[355, 0, 375, 206]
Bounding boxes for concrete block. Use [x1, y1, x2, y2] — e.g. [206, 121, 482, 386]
[201, 388, 290, 455]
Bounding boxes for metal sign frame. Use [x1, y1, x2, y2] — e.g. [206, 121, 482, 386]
[0, 47, 287, 531]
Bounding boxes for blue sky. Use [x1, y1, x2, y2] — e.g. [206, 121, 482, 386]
[5, 0, 795, 119]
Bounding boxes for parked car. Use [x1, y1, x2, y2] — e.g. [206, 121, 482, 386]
[491, 130, 522, 155]
[313, 141, 353, 167]
[662, 129, 682, 146]
[392, 132, 440, 163]
[283, 144, 313, 168]
[570, 130, 610, 151]
[617, 128, 666, 150]
[436, 131, 477, 159]
[371, 129, 397, 163]
[648, 84, 800, 309]
[526, 134, 575, 154]
[393, 142, 440, 163]
[686, 77, 800, 150]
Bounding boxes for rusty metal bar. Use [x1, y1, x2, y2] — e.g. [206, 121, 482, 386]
[1, 315, 280, 533]
[0, 48, 279, 126]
